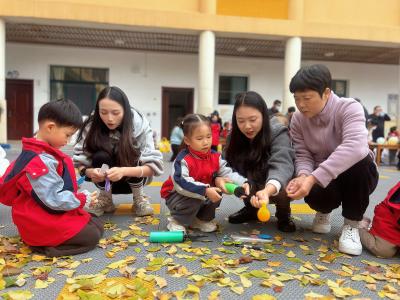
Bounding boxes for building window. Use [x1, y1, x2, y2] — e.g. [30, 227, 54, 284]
[50, 66, 109, 115]
[332, 80, 348, 98]
[218, 75, 248, 104]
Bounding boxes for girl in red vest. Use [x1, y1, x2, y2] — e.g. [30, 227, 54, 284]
[359, 181, 400, 258]
[160, 114, 249, 233]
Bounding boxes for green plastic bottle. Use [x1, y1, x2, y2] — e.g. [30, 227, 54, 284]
[225, 183, 246, 197]
[149, 231, 184, 243]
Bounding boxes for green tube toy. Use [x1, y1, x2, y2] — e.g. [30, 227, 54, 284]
[225, 183, 246, 197]
[149, 231, 184, 243]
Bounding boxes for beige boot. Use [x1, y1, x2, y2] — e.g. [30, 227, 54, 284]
[86, 189, 116, 216]
[131, 185, 154, 216]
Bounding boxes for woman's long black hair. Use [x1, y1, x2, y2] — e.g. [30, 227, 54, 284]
[76, 86, 139, 167]
[225, 91, 272, 185]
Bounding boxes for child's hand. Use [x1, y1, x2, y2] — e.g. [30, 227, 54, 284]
[106, 167, 126, 182]
[88, 191, 98, 208]
[88, 168, 106, 183]
[206, 187, 222, 202]
[215, 177, 232, 193]
[241, 182, 250, 198]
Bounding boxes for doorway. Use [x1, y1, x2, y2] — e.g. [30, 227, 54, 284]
[6, 79, 34, 140]
[162, 87, 194, 139]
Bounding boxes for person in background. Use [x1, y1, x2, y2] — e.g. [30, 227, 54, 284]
[169, 117, 184, 162]
[354, 98, 369, 128]
[210, 112, 221, 151]
[286, 64, 379, 256]
[221, 121, 231, 139]
[0, 99, 102, 257]
[387, 126, 399, 165]
[74, 86, 163, 217]
[368, 105, 391, 142]
[267, 99, 281, 116]
[286, 106, 296, 124]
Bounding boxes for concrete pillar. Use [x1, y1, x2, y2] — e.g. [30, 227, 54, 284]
[0, 19, 6, 144]
[283, 37, 302, 112]
[197, 30, 215, 115]
[199, 0, 216, 14]
[288, 0, 304, 21]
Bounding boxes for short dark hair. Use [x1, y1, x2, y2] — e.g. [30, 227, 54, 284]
[38, 99, 82, 128]
[273, 99, 281, 106]
[289, 64, 332, 97]
[288, 106, 296, 113]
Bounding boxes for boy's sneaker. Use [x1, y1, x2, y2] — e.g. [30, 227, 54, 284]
[190, 218, 217, 232]
[167, 218, 186, 233]
[85, 190, 115, 217]
[338, 224, 362, 255]
[132, 195, 154, 216]
[312, 212, 331, 233]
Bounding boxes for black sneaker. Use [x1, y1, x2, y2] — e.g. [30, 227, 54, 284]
[228, 206, 258, 224]
[277, 217, 296, 232]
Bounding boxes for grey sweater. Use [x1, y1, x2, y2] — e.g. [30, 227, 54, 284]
[265, 117, 295, 189]
[73, 107, 163, 184]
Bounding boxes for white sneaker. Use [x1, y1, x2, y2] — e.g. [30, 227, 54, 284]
[167, 218, 186, 233]
[312, 212, 331, 233]
[339, 225, 362, 255]
[190, 218, 217, 232]
[132, 195, 154, 217]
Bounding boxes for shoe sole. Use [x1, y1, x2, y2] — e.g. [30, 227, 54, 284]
[167, 224, 186, 233]
[338, 245, 362, 256]
[312, 226, 331, 234]
[190, 225, 217, 233]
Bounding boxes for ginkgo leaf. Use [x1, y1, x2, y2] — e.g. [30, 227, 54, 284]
[1, 290, 34, 300]
[208, 290, 220, 300]
[155, 276, 167, 288]
[34, 279, 48, 289]
[252, 293, 276, 300]
[240, 275, 252, 288]
[286, 251, 296, 258]
[105, 283, 126, 298]
[230, 285, 244, 295]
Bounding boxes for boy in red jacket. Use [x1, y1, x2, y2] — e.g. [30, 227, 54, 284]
[359, 181, 400, 258]
[0, 99, 103, 257]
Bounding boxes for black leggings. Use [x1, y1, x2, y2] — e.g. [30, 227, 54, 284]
[305, 155, 379, 221]
[91, 150, 143, 194]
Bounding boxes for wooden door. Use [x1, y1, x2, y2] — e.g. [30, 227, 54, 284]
[161, 87, 194, 139]
[6, 79, 34, 139]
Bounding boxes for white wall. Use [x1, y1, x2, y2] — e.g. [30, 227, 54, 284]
[6, 43, 399, 137]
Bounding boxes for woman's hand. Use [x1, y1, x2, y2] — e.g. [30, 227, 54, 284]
[214, 177, 232, 194]
[250, 188, 269, 208]
[106, 167, 126, 182]
[286, 175, 317, 200]
[86, 168, 106, 183]
[205, 187, 222, 203]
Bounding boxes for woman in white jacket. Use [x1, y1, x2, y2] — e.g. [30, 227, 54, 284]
[73, 86, 163, 216]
